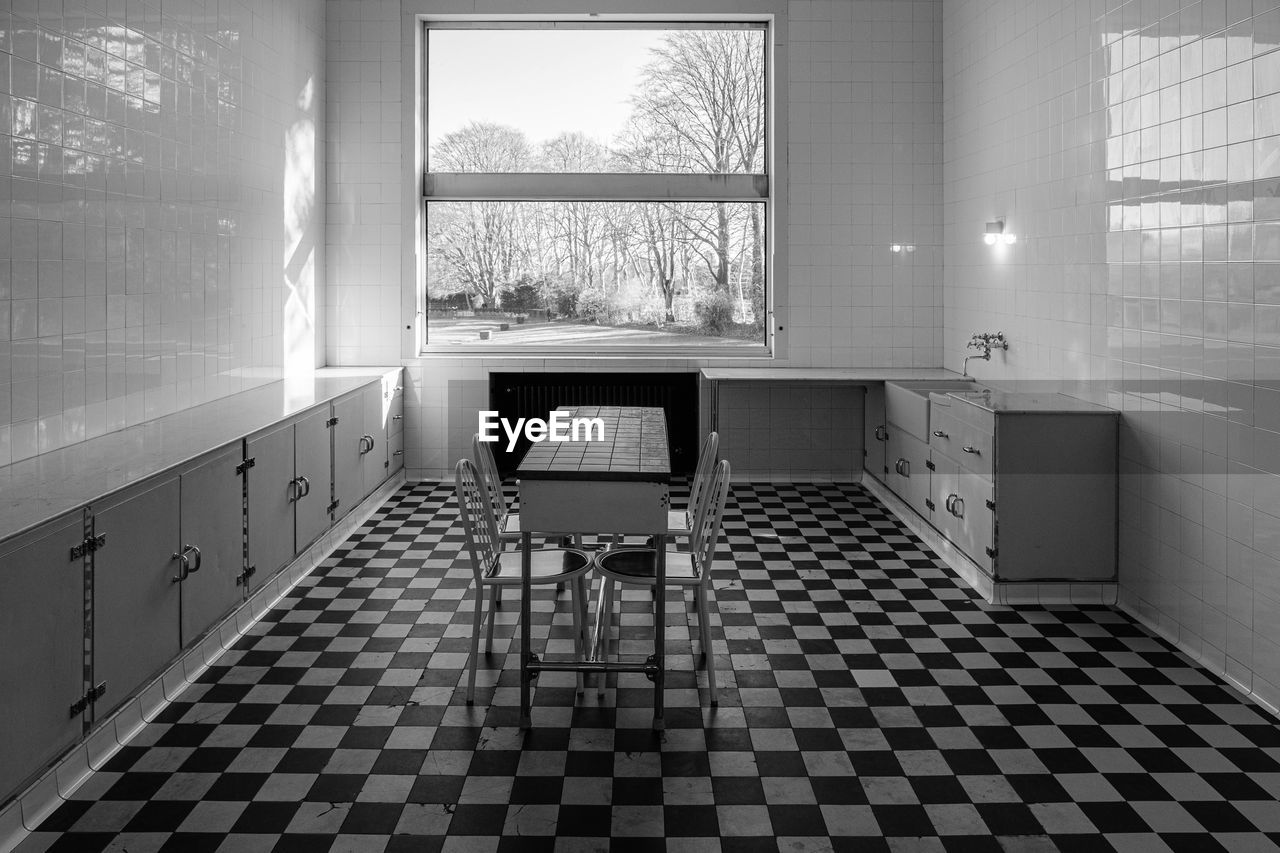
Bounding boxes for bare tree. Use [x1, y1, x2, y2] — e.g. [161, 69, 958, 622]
[427, 123, 534, 307]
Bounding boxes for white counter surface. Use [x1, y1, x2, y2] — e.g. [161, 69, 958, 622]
[0, 369, 398, 543]
[700, 367, 966, 381]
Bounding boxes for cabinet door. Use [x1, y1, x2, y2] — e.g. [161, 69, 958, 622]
[295, 406, 333, 551]
[93, 476, 181, 716]
[930, 451, 960, 538]
[953, 473, 995, 575]
[863, 384, 887, 479]
[887, 426, 929, 517]
[179, 447, 245, 646]
[0, 514, 87, 802]
[333, 392, 364, 522]
[361, 382, 388, 498]
[247, 422, 296, 590]
[388, 382, 404, 476]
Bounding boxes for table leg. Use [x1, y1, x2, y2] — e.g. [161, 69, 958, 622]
[520, 531, 532, 729]
[653, 534, 666, 731]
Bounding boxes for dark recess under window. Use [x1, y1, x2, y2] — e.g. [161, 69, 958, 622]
[488, 372, 699, 477]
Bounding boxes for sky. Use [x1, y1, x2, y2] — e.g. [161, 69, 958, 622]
[427, 29, 665, 156]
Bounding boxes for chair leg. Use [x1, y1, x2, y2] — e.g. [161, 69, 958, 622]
[570, 577, 584, 694]
[467, 590, 484, 704]
[698, 584, 718, 705]
[485, 585, 499, 652]
[597, 577, 613, 700]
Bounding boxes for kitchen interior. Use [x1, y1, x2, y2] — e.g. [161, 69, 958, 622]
[3, 0, 1280, 849]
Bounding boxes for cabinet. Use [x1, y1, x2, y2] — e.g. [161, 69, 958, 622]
[388, 381, 404, 477]
[246, 407, 333, 588]
[178, 447, 246, 645]
[333, 392, 365, 522]
[925, 390, 1116, 581]
[91, 476, 182, 719]
[863, 384, 887, 478]
[0, 514, 87, 800]
[361, 382, 389, 499]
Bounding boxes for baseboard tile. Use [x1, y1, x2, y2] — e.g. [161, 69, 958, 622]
[0, 472, 406, 853]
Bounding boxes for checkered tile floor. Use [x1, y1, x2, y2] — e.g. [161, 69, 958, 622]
[16, 481, 1280, 852]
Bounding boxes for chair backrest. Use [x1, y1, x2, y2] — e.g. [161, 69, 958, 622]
[471, 432, 509, 528]
[690, 459, 730, 580]
[454, 458, 502, 581]
[686, 431, 720, 525]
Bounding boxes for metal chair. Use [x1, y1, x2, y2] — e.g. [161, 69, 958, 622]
[667, 431, 719, 538]
[454, 458, 592, 704]
[591, 459, 731, 705]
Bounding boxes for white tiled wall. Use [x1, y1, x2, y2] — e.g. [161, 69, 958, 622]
[944, 0, 1280, 707]
[325, 0, 943, 479]
[0, 0, 326, 465]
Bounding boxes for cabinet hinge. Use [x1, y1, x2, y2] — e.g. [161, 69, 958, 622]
[236, 565, 257, 587]
[985, 499, 995, 510]
[925, 460, 935, 471]
[985, 546, 997, 558]
[69, 534, 107, 561]
[235, 457, 256, 475]
[327, 499, 340, 513]
[925, 499, 935, 511]
[326, 416, 339, 428]
[69, 681, 107, 718]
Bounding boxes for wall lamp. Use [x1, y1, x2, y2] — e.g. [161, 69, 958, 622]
[983, 219, 1016, 246]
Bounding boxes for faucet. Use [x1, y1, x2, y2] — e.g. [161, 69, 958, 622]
[963, 331, 1008, 376]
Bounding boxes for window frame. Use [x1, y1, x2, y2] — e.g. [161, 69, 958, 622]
[404, 9, 786, 359]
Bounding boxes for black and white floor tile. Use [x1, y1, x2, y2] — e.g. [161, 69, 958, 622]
[15, 481, 1280, 852]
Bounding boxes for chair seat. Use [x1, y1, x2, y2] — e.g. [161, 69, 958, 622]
[593, 547, 700, 585]
[666, 509, 690, 533]
[486, 547, 591, 584]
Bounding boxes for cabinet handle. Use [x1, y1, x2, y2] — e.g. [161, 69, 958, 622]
[395, 385, 403, 392]
[932, 430, 948, 438]
[392, 415, 403, 421]
[185, 544, 202, 573]
[947, 495, 964, 518]
[298, 475, 311, 497]
[874, 425, 887, 441]
[962, 445, 980, 455]
[393, 450, 403, 457]
[944, 494, 955, 513]
[288, 477, 300, 502]
[171, 551, 190, 583]
[359, 434, 375, 454]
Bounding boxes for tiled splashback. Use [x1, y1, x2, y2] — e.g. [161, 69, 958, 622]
[326, 0, 943, 478]
[0, 0, 325, 465]
[944, 0, 1280, 707]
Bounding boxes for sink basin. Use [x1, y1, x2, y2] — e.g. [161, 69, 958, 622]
[885, 380, 981, 441]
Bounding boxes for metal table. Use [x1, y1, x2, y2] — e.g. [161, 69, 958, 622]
[515, 406, 671, 730]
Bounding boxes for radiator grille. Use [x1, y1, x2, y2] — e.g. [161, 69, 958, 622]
[488, 372, 699, 476]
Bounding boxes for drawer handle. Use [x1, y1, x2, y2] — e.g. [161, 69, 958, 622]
[874, 425, 887, 441]
[395, 385, 404, 392]
[392, 415, 403, 421]
[962, 445, 980, 455]
[932, 430, 948, 438]
[393, 450, 403, 457]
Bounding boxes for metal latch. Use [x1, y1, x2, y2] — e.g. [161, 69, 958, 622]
[985, 499, 995, 510]
[925, 499, 935, 511]
[236, 565, 257, 587]
[69, 682, 107, 718]
[235, 457, 256, 475]
[326, 416, 339, 428]
[327, 499, 340, 513]
[925, 460, 935, 471]
[985, 546, 997, 558]
[69, 534, 107, 561]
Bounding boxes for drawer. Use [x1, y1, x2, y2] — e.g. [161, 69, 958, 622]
[929, 407, 993, 477]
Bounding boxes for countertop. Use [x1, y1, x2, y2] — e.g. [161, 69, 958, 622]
[0, 368, 400, 544]
[700, 368, 967, 381]
[938, 390, 1118, 414]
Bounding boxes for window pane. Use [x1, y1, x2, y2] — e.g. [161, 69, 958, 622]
[426, 201, 766, 348]
[427, 28, 765, 175]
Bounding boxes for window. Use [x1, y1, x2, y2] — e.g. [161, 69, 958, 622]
[420, 22, 771, 353]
